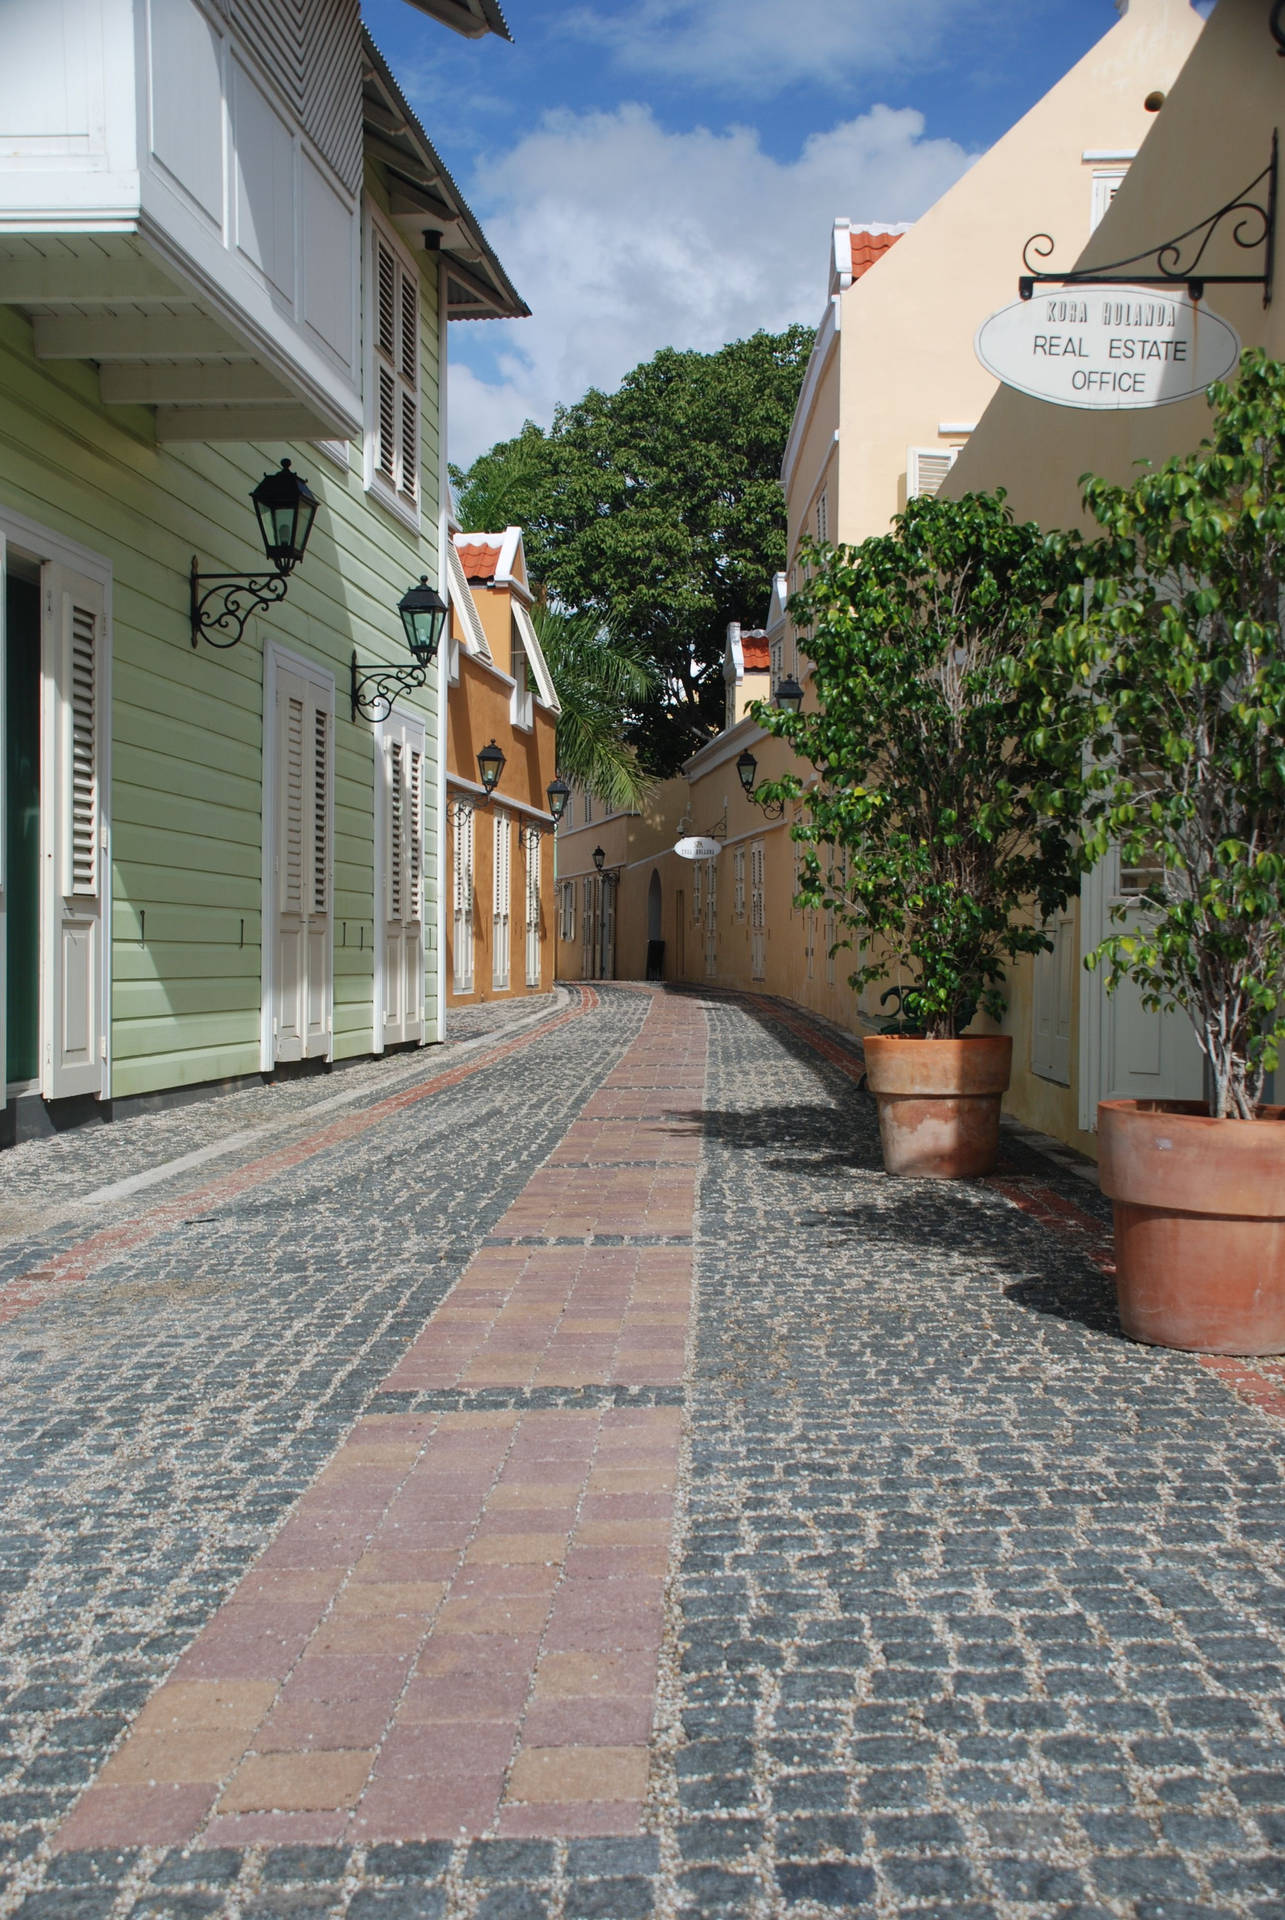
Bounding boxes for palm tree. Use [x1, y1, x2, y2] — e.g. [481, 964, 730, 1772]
[532, 605, 657, 814]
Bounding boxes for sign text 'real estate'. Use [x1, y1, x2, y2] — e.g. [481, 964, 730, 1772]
[975, 285, 1240, 410]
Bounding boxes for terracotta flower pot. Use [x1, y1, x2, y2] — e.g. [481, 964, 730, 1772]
[1098, 1098, 1285, 1355]
[862, 1034, 1013, 1178]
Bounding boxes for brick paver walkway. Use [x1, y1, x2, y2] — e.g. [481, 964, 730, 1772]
[0, 983, 1283, 1920]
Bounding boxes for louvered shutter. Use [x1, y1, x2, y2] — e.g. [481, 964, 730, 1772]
[492, 810, 511, 989]
[750, 840, 766, 982]
[907, 446, 959, 499]
[370, 224, 420, 513]
[452, 800, 474, 994]
[381, 717, 425, 1045]
[525, 829, 541, 987]
[273, 663, 333, 1063]
[46, 565, 107, 1098]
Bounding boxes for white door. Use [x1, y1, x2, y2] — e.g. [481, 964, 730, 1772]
[380, 715, 425, 1047]
[492, 809, 511, 989]
[43, 563, 107, 1098]
[1031, 907, 1075, 1085]
[452, 800, 474, 994]
[1078, 846, 1203, 1129]
[524, 828, 541, 988]
[750, 840, 766, 982]
[272, 662, 333, 1063]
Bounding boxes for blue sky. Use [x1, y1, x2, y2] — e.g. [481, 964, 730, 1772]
[363, 0, 1210, 466]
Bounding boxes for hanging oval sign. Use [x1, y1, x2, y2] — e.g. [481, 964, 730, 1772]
[975, 284, 1240, 410]
[673, 836, 722, 860]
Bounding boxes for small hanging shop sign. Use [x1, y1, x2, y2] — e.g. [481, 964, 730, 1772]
[673, 836, 722, 860]
[975, 284, 1240, 411]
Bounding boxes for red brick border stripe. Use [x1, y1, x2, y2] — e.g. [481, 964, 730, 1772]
[0, 989, 598, 1328]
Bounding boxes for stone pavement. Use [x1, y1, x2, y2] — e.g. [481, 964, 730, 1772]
[0, 984, 1283, 1919]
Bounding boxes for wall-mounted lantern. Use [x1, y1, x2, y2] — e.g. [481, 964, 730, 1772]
[736, 747, 785, 819]
[191, 458, 319, 648]
[478, 738, 506, 797]
[775, 674, 805, 715]
[592, 845, 606, 873]
[546, 775, 571, 823]
[350, 578, 449, 722]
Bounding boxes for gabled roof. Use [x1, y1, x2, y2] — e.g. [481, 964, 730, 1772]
[832, 220, 911, 295]
[741, 635, 770, 671]
[362, 32, 528, 321]
[455, 539, 504, 583]
[724, 623, 770, 685]
[397, 0, 512, 41]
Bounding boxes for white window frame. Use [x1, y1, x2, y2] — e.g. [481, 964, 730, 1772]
[815, 489, 828, 544]
[1091, 166, 1128, 232]
[364, 205, 422, 530]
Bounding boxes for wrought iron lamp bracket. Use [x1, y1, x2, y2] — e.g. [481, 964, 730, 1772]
[752, 793, 786, 820]
[1017, 133, 1278, 308]
[350, 651, 430, 723]
[190, 558, 290, 648]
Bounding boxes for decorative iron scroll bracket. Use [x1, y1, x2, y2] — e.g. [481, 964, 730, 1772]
[1018, 133, 1277, 308]
[190, 559, 289, 648]
[350, 650, 430, 723]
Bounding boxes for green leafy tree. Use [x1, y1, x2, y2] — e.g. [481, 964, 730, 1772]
[451, 326, 814, 774]
[756, 490, 1082, 1039]
[1024, 348, 1285, 1120]
[531, 605, 657, 814]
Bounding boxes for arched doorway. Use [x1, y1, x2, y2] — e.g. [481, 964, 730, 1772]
[646, 869, 664, 980]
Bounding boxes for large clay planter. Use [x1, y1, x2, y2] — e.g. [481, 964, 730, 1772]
[1098, 1098, 1285, 1355]
[862, 1034, 1013, 1178]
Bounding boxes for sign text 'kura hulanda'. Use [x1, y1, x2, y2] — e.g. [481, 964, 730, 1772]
[975, 284, 1240, 410]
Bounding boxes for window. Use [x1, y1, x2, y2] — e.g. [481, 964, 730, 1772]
[524, 829, 542, 987]
[559, 879, 576, 943]
[510, 611, 533, 728]
[692, 857, 702, 922]
[367, 214, 420, 523]
[907, 446, 959, 500]
[733, 847, 746, 920]
[583, 792, 593, 826]
[769, 637, 784, 698]
[1091, 167, 1128, 232]
[815, 490, 828, 544]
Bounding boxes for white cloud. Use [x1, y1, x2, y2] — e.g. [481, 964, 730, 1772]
[563, 0, 991, 98]
[448, 102, 974, 467]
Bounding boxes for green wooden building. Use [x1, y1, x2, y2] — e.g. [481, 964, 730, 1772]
[0, 0, 525, 1140]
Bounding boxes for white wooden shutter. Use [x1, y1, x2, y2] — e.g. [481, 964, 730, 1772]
[452, 800, 474, 994]
[704, 857, 717, 978]
[381, 717, 425, 1045]
[582, 875, 594, 978]
[733, 847, 745, 920]
[750, 839, 766, 982]
[44, 565, 106, 1099]
[907, 446, 959, 499]
[492, 809, 511, 989]
[371, 223, 420, 514]
[692, 858, 702, 922]
[525, 828, 541, 987]
[273, 664, 332, 1063]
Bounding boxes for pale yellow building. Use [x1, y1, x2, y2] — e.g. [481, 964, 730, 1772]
[945, 0, 1279, 1154]
[601, 0, 1210, 1151]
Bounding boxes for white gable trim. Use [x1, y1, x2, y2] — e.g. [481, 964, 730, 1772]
[512, 600, 560, 714]
[447, 541, 492, 660]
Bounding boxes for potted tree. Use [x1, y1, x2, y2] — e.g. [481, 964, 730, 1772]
[1027, 349, 1285, 1354]
[756, 489, 1081, 1177]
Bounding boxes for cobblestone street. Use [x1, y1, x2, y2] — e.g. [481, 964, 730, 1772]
[1, 983, 1283, 1919]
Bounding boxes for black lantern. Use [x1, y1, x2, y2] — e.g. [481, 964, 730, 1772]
[736, 743, 784, 819]
[593, 845, 606, 873]
[478, 739, 506, 795]
[398, 576, 449, 665]
[546, 775, 571, 823]
[190, 456, 320, 648]
[251, 458, 319, 575]
[777, 674, 804, 715]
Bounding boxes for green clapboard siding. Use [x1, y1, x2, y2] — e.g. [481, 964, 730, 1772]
[0, 196, 445, 1101]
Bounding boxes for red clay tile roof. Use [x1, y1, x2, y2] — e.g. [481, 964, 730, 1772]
[454, 537, 503, 582]
[850, 228, 903, 280]
[741, 637, 770, 671]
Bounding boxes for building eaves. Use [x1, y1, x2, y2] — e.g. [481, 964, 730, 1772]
[362, 30, 529, 321]
[396, 0, 512, 43]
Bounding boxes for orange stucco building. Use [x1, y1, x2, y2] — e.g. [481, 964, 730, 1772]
[443, 529, 560, 1006]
